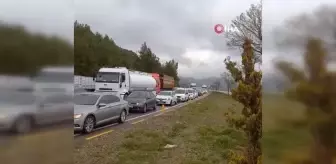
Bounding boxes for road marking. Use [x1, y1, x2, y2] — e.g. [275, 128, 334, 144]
[85, 130, 114, 140]
[131, 119, 145, 125]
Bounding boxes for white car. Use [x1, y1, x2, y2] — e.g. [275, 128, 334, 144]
[193, 89, 198, 98]
[156, 90, 177, 106]
[174, 88, 188, 102]
[187, 88, 195, 100]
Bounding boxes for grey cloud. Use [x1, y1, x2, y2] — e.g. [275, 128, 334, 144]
[75, 0, 258, 77]
[0, 0, 74, 42]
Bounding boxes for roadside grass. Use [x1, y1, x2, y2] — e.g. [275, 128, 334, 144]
[262, 93, 311, 163]
[0, 127, 73, 164]
[74, 93, 246, 164]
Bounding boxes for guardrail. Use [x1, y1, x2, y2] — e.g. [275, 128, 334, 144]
[209, 90, 231, 95]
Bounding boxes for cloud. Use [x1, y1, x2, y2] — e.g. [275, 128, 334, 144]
[263, 0, 336, 74]
[0, 0, 74, 42]
[75, 0, 259, 78]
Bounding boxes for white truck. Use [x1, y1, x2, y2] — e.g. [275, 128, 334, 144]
[33, 66, 74, 95]
[94, 67, 157, 99]
[190, 83, 197, 88]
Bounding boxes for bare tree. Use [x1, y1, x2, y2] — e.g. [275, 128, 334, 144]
[221, 72, 234, 94]
[225, 2, 262, 63]
[274, 5, 336, 61]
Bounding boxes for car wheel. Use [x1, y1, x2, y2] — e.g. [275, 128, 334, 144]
[153, 105, 157, 110]
[83, 115, 95, 134]
[142, 104, 147, 113]
[13, 116, 33, 134]
[169, 100, 173, 106]
[118, 110, 127, 123]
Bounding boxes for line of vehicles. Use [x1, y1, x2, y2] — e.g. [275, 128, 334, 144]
[0, 66, 208, 135]
[74, 67, 208, 134]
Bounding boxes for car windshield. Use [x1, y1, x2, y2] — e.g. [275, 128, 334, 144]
[0, 91, 36, 105]
[95, 72, 119, 83]
[74, 94, 100, 105]
[159, 91, 172, 96]
[175, 89, 185, 94]
[34, 71, 73, 83]
[188, 89, 193, 93]
[128, 91, 146, 98]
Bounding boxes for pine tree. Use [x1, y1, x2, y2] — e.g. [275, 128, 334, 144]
[276, 37, 336, 164]
[224, 38, 262, 164]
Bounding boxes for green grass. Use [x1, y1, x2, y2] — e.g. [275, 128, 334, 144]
[262, 93, 311, 163]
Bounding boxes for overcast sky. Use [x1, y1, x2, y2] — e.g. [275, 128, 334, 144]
[0, 0, 334, 78]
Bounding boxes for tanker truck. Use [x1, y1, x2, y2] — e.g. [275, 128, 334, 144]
[151, 73, 175, 93]
[94, 67, 156, 99]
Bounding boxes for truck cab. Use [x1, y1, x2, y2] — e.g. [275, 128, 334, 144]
[94, 67, 130, 97]
[94, 67, 156, 99]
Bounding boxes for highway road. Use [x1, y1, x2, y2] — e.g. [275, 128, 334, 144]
[74, 93, 211, 144]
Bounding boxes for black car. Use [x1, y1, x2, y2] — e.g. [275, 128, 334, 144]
[125, 90, 157, 113]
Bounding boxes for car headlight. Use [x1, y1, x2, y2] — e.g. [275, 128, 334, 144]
[74, 114, 82, 119]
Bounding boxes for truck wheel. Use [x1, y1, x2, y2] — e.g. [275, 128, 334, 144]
[142, 104, 147, 113]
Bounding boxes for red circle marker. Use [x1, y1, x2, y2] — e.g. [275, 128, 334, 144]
[214, 24, 224, 34]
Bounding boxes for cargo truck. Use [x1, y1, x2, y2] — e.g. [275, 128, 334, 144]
[94, 67, 156, 99]
[151, 73, 175, 93]
[190, 83, 196, 88]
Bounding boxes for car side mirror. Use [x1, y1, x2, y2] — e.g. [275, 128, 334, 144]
[97, 103, 107, 108]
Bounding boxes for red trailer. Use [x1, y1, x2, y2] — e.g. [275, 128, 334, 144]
[151, 73, 161, 94]
[151, 73, 175, 93]
[161, 75, 174, 89]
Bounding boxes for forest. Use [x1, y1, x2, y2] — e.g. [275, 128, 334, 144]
[74, 21, 180, 85]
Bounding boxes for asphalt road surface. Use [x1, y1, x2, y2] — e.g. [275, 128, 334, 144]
[74, 93, 210, 145]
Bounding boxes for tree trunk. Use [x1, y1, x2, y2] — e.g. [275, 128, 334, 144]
[310, 126, 333, 164]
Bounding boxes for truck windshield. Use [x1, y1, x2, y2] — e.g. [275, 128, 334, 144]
[96, 72, 119, 83]
[175, 89, 185, 94]
[34, 72, 73, 83]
